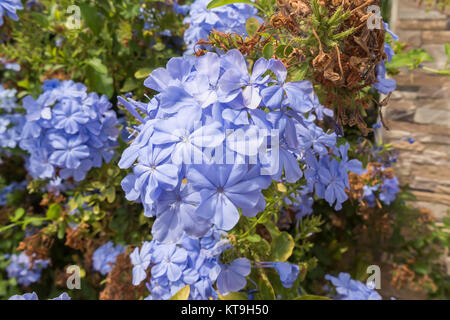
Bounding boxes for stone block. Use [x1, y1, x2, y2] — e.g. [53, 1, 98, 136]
[397, 19, 448, 30]
[398, 5, 447, 20]
[422, 31, 450, 44]
[414, 108, 450, 126]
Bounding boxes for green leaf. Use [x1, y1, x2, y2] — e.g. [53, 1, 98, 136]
[87, 67, 114, 98]
[246, 234, 261, 243]
[170, 285, 190, 300]
[269, 232, 295, 262]
[153, 42, 166, 51]
[121, 78, 139, 92]
[30, 12, 49, 28]
[389, 49, 434, 69]
[10, 208, 25, 222]
[207, 0, 263, 11]
[275, 45, 293, 58]
[254, 270, 276, 300]
[134, 68, 153, 79]
[46, 203, 62, 221]
[86, 58, 108, 74]
[444, 43, 450, 60]
[294, 295, 331, 300]
[219, 292, 248, 300]
[104, 187, 116, 203]
[246, 17, 260, 37]
[263, 43, 274, 60]
[79, 4, 103, 36]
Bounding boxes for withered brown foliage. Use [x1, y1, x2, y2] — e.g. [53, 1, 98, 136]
[390, 263, 438, 292]
[99, 248, 148, 300]
[202, 0, 390, 136]
[65, 222, 105, 271]
[347, 162, 394, 208]
[279, 0, 385, 135]
[18, 231, 54, 262]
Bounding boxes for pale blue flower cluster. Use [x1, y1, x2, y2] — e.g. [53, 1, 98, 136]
[8, 292, 71, 300]
[131, 229, 249, 300]
[0, 86, 24, 151]
[119, 51, 361, 248]
[92, 241, 126, 275]
[325, 272, 382, 300]
[6, 252, 49, 286]
[182, 0, 259, 54]
[19, 80, 119, 187]
[0, 85, 17, 112]
[0, 0, 23, 26]
[0, 57, 20, 71]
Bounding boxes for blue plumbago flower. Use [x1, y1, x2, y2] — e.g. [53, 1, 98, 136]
[284, 188, 314, 220]
[132, 230, 231, 300]
[9, 292, 71, 300]
[50, 292, 71, 300]
[360, 164, 400, 208]
[183, 0, 260, 54]
[187, 163, 271, 230]
[0, 58, 20, 71]
[6, 252, 49, 286]
[0, 114, 24, 149]
[0, 85, 17, 112]
[216, 258, 251, 295]
[0, 0, 23, 26]
[0, 180, 26, 205]
[8, 292, 38, 300]
[151, 243, 188, 281]
[318, 157, 349, 210]
[373, 62, 396, 94]
[173, 0, 190, 15]
[255, 261, 299, 288]
[130, 241, 153, 286]
[0, 85, 24, 151]
[325, 273, 382, 300]
[19, 80, 119, 188]
[92, 241, 125, 275]
[373, 22, 399, 95]
[379, 176, 399, 205]
[119, 50, 359, 244]
[363, 185, 378, 208]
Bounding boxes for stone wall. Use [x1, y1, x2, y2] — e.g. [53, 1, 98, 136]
[384, 0, 450, 222]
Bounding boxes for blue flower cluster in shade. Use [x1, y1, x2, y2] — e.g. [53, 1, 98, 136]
[325, 272, 382, 300]
[0, 85, 24, 150]
[8, 292, 71, 300]
[0, 180, 26, 205]
[182, 0, 260, 54]
[0, 0, 23, 26]
[119, 50, 362, 247]
[363, 173, 400, 207]
[92, 241, 126, 275]
[19, 80, 119, 187]
[373, 23, 398, 95]
[5, 252, 49, 286]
